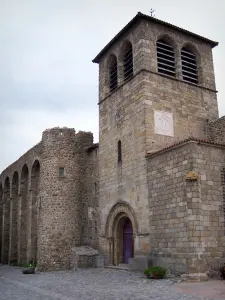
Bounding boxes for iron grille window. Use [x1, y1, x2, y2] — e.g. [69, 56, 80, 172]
[181, 47, 198, 84]
[109, 56, 118, 92]
[157, 39, 175, 77]
[123, 42, 133, 81]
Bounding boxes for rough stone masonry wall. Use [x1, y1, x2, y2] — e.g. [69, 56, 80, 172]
[143, 71, 218, 153]
[98, 21, 165, 263]
[82, 145, 99, 249]
[0, 126, 98, 271]
[205, 116, 225, 144]
[73, 134, 98, 250]
[97, 17, 219, 265]
[191, 142, 225, 271]
[147, 141, 225, 275]
[98, 72, 150, 262]
[98, 18, 219, 154]
[0, 142, 42, 264]
[38, 128, 93, 271]
[137, 18, 219, 152]
[147, 142, 194, 274]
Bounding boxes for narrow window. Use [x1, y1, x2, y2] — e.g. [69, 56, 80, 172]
[118, 140, 122, 163]
[123, 42, 133, 81]
[93, 182, 97, 196]
[157, 39, 175, 77]
[181, 47, 198, 84]
[95, 182, 97, 195]
[109, 55, 118, 92]
[59, 167, 65, 177]
[94, 221, 98, 234]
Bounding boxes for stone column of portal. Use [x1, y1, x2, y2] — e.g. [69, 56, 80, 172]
[38, 127, 93, 271]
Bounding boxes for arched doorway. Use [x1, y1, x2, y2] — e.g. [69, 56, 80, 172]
[113, 215, 134, 265]
[105, 202, 137, 266]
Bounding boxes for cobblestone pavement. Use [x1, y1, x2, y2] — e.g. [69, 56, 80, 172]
[0, 265, 224, 300]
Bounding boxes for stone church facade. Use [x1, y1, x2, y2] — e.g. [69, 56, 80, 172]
[1, 12, 225, 280]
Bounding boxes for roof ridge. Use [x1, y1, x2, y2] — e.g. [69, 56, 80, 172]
[146, 137, 225, 158]
[93, 12, 218, 63]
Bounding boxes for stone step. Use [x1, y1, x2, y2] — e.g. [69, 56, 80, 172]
[118, 263, 129, 268]
[105, 264, 130, 271]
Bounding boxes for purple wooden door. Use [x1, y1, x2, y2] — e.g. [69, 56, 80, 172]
[123, 219, 133, 264]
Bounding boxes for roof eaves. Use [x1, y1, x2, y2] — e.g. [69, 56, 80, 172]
[145, 137, 225, 158]
[92, 12, 218, 64]
[139, 13, 218, 48]
[92, 14, 140, 63]
[86, 143, 99, 153]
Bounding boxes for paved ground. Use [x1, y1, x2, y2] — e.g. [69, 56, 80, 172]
[0, 265, 225, 300]
[175, 280, 225, 299]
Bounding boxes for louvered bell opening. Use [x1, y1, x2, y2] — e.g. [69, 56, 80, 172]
[157, 40, 175, 77]
[181, 48, 198, 84]
[109, 61, 118, 92]
[123, 46, 133, 81]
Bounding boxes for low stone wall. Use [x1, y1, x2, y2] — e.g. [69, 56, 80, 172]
[148, 251, 189, 275]
[70, 246, 100, 269]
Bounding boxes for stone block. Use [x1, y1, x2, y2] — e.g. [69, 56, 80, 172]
[95, 255, 105, 268]
[128, 255, 149, 270]
[70, 246, 99, 270]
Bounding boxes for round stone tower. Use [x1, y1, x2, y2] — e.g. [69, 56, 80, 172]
[38, 127, 93, 271]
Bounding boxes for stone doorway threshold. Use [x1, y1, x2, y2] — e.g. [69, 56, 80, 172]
[174, 279, 225, 299]
[105, 264, 131, 271]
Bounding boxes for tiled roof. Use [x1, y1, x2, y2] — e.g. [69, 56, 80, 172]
[92, 12, 218, 63]
[145, 137, 225, 158]
[86, 143, 99, 152]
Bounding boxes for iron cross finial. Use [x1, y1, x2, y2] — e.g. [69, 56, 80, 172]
[150, 8, 155, 17]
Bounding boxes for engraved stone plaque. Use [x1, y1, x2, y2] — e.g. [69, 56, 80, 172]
[154, 110, 174, 137]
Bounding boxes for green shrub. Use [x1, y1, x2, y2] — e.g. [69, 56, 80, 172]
[21, 263, 31, 268]
[144, 266, 167, 279]
[19, 261, 37, 268]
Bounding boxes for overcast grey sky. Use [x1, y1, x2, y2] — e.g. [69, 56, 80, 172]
[0, 0, 224, 171]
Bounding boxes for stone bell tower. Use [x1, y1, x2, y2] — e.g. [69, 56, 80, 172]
[93, 12, 218, 268]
